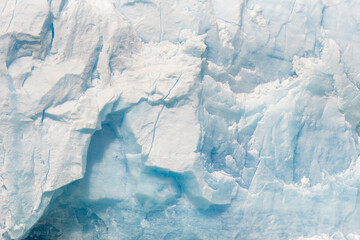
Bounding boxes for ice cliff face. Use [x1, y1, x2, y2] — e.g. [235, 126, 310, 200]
[1, 0, 360, 239]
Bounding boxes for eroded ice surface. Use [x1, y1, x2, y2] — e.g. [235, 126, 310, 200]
[1, 0, 360, 239]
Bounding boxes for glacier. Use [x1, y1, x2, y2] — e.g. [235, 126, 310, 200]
[1, 0, 360, 239]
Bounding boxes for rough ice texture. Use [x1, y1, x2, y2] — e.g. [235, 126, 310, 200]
[1, 0, 360, 239]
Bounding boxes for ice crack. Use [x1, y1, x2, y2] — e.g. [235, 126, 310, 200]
[6, 0, 17, 32]
[148, 73, 182, 155]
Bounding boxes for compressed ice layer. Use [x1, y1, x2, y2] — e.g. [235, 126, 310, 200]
[1, 0, 360, 239]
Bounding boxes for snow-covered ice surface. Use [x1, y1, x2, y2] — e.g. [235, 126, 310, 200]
[1, 0, 360, 239]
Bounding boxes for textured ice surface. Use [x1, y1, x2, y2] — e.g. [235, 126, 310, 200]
[1, 0, 360, 239]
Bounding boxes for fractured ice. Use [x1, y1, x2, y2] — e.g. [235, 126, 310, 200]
[1, 0, 360, 239]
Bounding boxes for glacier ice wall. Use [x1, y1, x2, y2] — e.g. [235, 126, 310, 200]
[1, 0, 360, 239]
